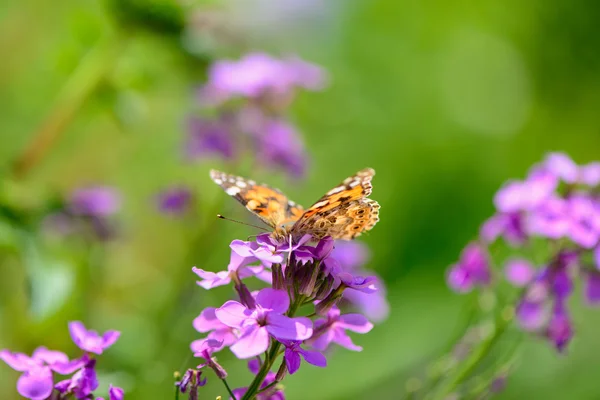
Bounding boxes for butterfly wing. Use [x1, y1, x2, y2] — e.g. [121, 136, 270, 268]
[210, 170, 304, 228]
[290, 168, 380, 240]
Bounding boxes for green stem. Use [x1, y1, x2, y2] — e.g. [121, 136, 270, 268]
[221, 377, 237, 400]
[241, 298, 303, 400]
[427, 310, 511, 400]
[11, 34, 122, 179]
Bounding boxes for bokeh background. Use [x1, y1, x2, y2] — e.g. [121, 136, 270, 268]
[2, 0, 600, 399]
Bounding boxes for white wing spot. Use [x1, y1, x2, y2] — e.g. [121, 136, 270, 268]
[236, 180, 248, 188]
[312, 200, 329, 208]
[226, 186, 241, 196]
[349, 180, 360, 188]
[214, 178, 223, 185]
[326, 186, 345, 195]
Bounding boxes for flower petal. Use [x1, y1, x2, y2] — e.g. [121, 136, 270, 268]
[17, 367, 54, 400]
[193, 308, 225, 333]
[256, 288, 289, 313]
[284, 348, 301, 374]
[32, 347, 69, 365]
[51, 357, 86, 375]
[266, 314, 312, 340]
[338, 313, 373, 333]
[0, 350, 36, 371]
[68, 321, 89, 350]
[215, 301, 252, 328]
[230, 325, 269, 358]
[192, 267, 231, 289]
[299, 348, 327, 368]
[332, 328, 362, 351]
[102, 330, 120, 349]
[109, 384, 125, 400]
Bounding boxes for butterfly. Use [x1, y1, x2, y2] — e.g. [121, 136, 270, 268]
[210, 168, 380, 241]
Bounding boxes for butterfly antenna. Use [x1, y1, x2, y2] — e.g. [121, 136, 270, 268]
[217, 214, 270, 232]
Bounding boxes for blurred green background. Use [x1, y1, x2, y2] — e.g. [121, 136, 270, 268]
[2, 0, 600, 399]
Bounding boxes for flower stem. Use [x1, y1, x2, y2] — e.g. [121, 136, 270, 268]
[10, 34, 122, 179]
[221, 377, 237, 400]
[241, 297, 303, 400]
[427, 309, 512, 400]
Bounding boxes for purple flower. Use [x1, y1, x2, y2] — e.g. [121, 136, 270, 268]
[156, 186, 193, 214]
[97, 385, 125, 400]
[55, 358, 98, 399]
[185, 116, 235, 160]
[447, 243, 491, 293]
[480, 212, 527, 246]
[193, 238, 279, 289]
[192, 339, 228, 379]
[584, 271, 600, 305]
[494, 168, 557, 214]
[527, 195, 571, 239]
[256, 119, 307, 178]
[330, 241, 371, 270]
[69, 187, 121, 217]
[504, 259, 535, 287]
[544, 152, 579, 184]
[202, 53, 325, 105]
[545, 302, 573, 352]
[69, 321, 120, 355]
[307, 306, 373, 352]
[565, 194, 600, 248]
[0, 347, 83, 400]
[215, 288, 313, 358]
[581, 162, 600, 186]
[282, 341, 326, 374]
[176, 369, 207, 395]
[191, 308, 237, 350]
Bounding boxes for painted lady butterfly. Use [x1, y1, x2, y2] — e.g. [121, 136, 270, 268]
[210, 168, 380, 241]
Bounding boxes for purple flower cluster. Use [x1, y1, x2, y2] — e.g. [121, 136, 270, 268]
[185, 53, 326, 178]
[43, 186, 122, 240]
[0, 321, 122, 400]
[448, 152, 600, 351]
[188, 233, 384, 399]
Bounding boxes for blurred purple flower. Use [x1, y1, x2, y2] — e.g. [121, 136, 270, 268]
[504, 259, 535, 287]
[232, 371, 285, 400]
[185, 116, 235, 160]
[55, 358, 98, 399]
[480, 212, 527, 246]
[69, 187, 121, 217]
[447, 243, 491, 293]
[281, 340, 326, 374]
[307, 306, 373, 352]
[0, 347, 83, 400]
[157, 186, 193, 214]
[256, 119, 307, 178]
[215, 288, 312, 358]
[545, 302, 573, 352]
[584, 272, 600, 305]
[97, 385, 124, 400]
[68, 321, 120, 355]
[581, 162, 600, 186]
[544, 152, 579, 184]
[565, 194, 600, 248]
[201, 53, 325, 105]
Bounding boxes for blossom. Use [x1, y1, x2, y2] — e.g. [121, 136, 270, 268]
[69, 321, 120, 355]
[584, 271, 600, 305]
[504, 259, 535, 287]
[192, 339, 228, 379]
[191, 307, 237, 350]
[307, 306, 373, 352]
[282, 341, 326, 374]
[69, 186, 121, 217]
[480, 212, 527, 246]
[256, 119, 307, 178]
[545, 302, 573, 352]
[0, 347, 83, 400]
[185, 116, 235, 160]
[447, 243, 491, 293]
[156, 186, 193, 214]
[97, 385, 125, 400]
[215, 288, 313, 358]
[193, 238, 279, 289]
[55, 358, 98, 399]
[201, 53, 325, 105]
